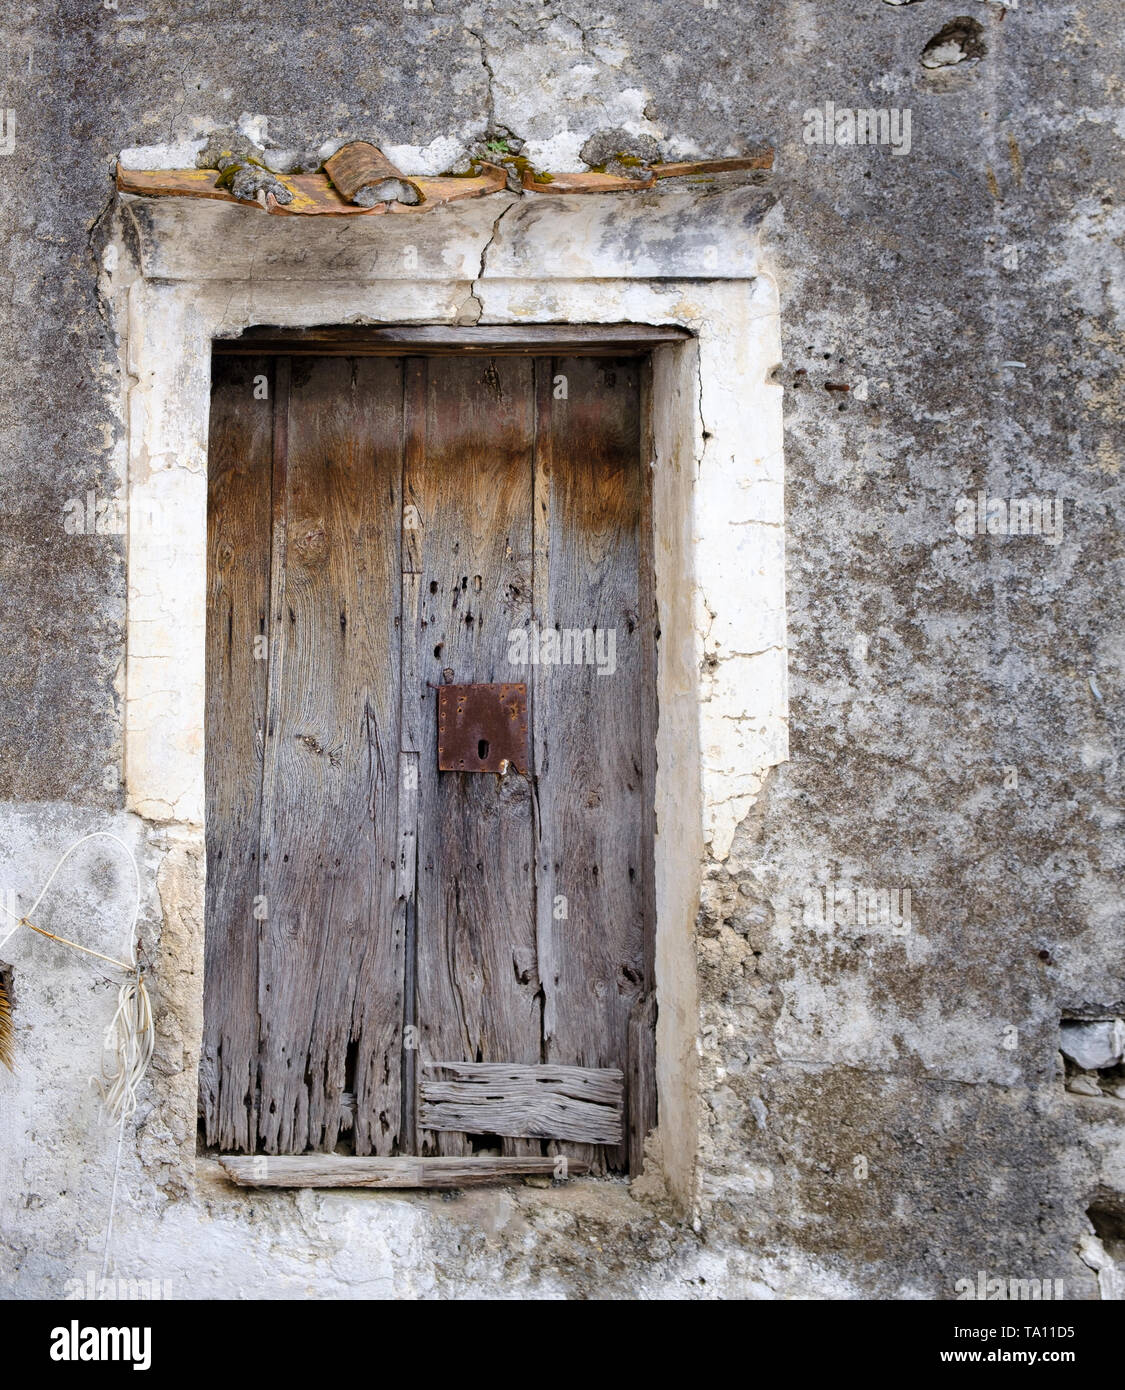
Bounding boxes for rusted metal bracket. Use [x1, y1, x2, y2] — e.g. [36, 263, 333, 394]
[438, 683, 528, 774]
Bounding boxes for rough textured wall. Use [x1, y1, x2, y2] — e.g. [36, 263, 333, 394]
[0, 0, 1121, 1298]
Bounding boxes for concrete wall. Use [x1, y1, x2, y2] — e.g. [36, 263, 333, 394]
[0, 0, 1121, 1299]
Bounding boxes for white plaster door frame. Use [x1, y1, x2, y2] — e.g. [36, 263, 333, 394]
[104, 178, 787, 1209]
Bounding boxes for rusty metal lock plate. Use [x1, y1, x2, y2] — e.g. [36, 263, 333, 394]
[438, 683, 529, 774]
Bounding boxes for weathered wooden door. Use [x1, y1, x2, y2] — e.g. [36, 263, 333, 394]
[202, 347, 656, 1175]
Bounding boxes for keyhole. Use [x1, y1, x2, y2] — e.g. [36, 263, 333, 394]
[478, 739, 489, 761]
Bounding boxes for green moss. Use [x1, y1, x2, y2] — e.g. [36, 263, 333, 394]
[588, 152, 646, 174]
[213, 153, 268, 189]
[509, 155, 552, 183]
[440, 153, 553, 184]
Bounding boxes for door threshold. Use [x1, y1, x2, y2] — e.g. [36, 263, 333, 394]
[218, 1154, 589, 1189]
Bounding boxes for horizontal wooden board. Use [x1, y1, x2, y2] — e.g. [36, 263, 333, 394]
[653, 154, 774, 177]
[118, 154, 772, 214]
[522, 155, 774, 194]
[116, 163, 508, 215]
[213, 324, 693, 357]
[521, 169, 656, 193]
[420, 1062, 624, 1145]
[218, 1155, 587, 1188]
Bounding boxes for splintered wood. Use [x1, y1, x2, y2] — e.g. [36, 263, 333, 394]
[420, 1063, 624, 1144]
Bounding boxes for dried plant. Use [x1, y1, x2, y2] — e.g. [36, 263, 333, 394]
[0, 974, 13, 1071]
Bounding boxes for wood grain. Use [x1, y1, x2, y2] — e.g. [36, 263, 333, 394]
[420, 1062, 623, 1144]
[652, 153, 773, 176]
[206, 349, 656, 1172]
[630, 357, 659, 1172]
[521, 155, 773, 194]
[520, 169, 656, 193]
[117, 163, 507, 214]
[214, 325, 691, 357]
[219, 1154, 588, 1188]
[202, 355, 275, 1151]
[532, 356, 654, 1174]
[406, 357, 542, 1160]
[253, 356, 405, 1155]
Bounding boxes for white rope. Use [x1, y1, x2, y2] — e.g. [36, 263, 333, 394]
[96, 968, 155, 1122]
[0, 831, 153, 1122]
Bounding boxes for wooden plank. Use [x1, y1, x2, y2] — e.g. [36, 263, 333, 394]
[420, 1062, 623, 1144]
[531, 361, 557, 1054]
[396, 748, 419, 1146]
[117, 163, 508, 214]
[400, 361, 426, 1155]
[408, 356, 541, 1160]
[534, 356, 653, 1175]
[219, 1154, 587, 1188]
[521, 168, 655, 194]
[202, 355, 275, 1151]
[627, 992, 657, 1175]
[118, 155, 772, 213]
[652, 153, 773, 177]
[214, 325, 692, 357]
[630, 357, 659, 1176]
[255, 356, 405, 1155]
[520, 155, 773, 195]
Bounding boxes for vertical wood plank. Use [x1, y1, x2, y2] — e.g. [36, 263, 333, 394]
[535, 355, 652, 1175]
[203, 355, 274, 1151]
[256, 356, 404, 1155]
[531, 361, 558, 1063]
[630, 356, 659, 1175]
[400, 361, 426, 1152]
[408, 356, 541, 1159]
